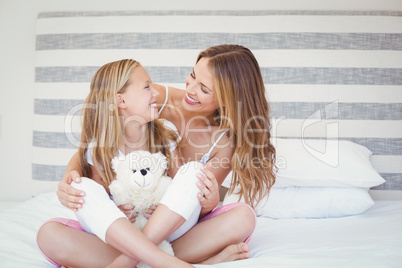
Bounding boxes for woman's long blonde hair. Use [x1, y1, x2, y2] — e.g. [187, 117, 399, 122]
[78, 59, 175, 187]
[197, 45, 276, 208]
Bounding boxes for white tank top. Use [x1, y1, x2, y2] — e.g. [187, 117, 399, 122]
[199, 129, 229, 165]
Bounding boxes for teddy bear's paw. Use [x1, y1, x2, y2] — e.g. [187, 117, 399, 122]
[158, 240, 174, 256]
[136, 262, 151, 268]
[133, 215, 148, 231]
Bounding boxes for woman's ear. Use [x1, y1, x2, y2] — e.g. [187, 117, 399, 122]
[117, 94, 126, 109]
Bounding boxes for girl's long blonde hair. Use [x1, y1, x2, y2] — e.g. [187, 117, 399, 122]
[78, 59, 175, 187]
[197, 45, 276, 208]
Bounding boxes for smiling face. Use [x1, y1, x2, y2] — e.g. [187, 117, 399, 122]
[118, 66, 159, 124]
[182, 57, 219, 116]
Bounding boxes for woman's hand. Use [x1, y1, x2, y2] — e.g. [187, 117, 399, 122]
[196, 163, 220, 215]
[57, 170, 85, 212]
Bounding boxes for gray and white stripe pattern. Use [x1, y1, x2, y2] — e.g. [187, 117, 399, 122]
[33, 10, 402, 193]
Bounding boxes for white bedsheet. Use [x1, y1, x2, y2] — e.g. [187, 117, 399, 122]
[0, 193, 401, 268]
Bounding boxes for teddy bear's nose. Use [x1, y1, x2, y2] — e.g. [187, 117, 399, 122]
[140, 169, 148, 176]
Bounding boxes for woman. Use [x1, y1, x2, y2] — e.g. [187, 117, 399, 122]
[53, 44, 276, 265]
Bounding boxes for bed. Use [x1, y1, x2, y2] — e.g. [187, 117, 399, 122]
[1, 10, 401, 267]
[1, 193, 402, 267]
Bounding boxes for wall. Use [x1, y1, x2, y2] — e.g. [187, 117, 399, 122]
[0, 0, 401, 202]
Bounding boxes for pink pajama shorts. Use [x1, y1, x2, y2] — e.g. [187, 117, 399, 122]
[199, 202, 257, 243]
[37, 218, 85, 267]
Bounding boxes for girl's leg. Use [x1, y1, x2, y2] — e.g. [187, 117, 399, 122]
[106, 204, 187, 268]
[172, 203, 256, 264]
[37, 215, 191, 268]
[37, 221, 121, 267]
[68, 178, 191, 268]
[106, 218, 195, 268]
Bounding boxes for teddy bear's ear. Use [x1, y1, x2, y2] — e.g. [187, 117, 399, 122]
[152, 152, 167, 174]
[111, 157, 120, 172]
[153, 151, 166, 163]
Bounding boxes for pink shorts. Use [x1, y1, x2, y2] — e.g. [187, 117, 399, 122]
[37, 218, 85, 267]
[199, 202, 257, 243]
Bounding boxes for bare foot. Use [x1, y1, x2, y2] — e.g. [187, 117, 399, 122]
[200, 243, 250, 264]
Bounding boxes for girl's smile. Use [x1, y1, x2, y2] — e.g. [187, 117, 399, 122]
[119, 66, 159, 124]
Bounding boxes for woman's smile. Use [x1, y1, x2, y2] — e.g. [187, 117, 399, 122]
[185, 93, 200, 105]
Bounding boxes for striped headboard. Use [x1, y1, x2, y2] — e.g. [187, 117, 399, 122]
[33, 11, 402, 195]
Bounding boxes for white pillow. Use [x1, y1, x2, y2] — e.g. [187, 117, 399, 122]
[272, 138, 385, 188]
[221, 139, 385, 189]
[222, 187, 374, 219]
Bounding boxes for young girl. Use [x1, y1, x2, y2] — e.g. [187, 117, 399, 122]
[37, 59, 191, 268]
[48, 44, 276, 265]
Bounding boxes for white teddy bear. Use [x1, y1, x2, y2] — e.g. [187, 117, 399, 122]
[109, 150, 174, 268]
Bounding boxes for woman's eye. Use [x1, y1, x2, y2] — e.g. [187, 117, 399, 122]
[190, 72, 195, 79]
[201, 87, 208, 94]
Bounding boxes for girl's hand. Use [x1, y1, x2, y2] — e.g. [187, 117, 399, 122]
[196, 163, 220, 213]
[57, 170, 85, 212]
[118, 204, 137, 223]
[144, 204, 157, 219]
